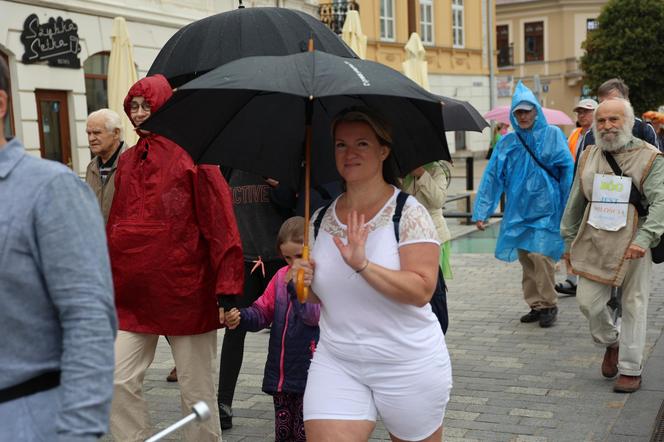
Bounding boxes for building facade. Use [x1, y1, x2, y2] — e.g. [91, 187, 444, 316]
[0, 0, 318, 175]
[321, 0, 496, 153]
[495, 0, 606, 131]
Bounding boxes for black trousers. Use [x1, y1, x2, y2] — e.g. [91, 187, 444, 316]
[218, 259, 284, 407]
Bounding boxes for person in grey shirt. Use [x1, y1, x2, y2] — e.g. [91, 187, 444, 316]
[0, 57, 117, 440]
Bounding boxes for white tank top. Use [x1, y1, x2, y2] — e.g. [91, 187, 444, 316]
[310, 187, 446, 363]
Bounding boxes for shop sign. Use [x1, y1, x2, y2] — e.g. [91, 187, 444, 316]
[20, 14, 81, 68]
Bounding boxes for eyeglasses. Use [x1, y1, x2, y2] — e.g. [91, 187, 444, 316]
[130, 101, 152, 112]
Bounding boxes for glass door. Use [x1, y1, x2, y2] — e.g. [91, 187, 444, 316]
[35, 90, 71, 168]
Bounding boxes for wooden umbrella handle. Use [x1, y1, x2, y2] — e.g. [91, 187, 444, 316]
[295, 245, 310, 303]
[297, 38, 314, 305]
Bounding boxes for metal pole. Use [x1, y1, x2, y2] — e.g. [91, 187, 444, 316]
[145, 401, 211, 442]
[465, 156, 474, 191]
[466, 156, 474, 224]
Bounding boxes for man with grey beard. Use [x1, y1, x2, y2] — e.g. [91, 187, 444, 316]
[561, 98, 664, 393]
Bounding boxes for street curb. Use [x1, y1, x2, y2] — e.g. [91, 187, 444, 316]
[608, 326, 664, 441]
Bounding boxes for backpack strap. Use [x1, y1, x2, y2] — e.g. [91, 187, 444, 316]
[392, 191, 409, 243]
[637, 119, 645, 141]
[313, 201, 333, 240]
[516, 132, 559, 182]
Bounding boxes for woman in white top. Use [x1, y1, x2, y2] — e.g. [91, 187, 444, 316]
[293, 108, 452, 442]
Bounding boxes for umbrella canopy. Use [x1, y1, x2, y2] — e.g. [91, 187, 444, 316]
[147, 7, 357, 88]
[484, 105, 574, 126]
[341, 10, 367, 59]
[143, 50, 449, 189]
[440, 96, 489, 132]
[108, 17, 138, 146]
[402, 32, 429, 91]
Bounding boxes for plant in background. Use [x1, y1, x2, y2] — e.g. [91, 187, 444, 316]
[581, 0, 664, 114]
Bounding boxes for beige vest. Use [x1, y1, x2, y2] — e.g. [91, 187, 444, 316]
[570, 140, 660, 286]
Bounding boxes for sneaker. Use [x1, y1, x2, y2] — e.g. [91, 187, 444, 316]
[520, 309, 541, 323]
[166, 367, 177, 382]
[614, 374, 641, 393]
[555, 279, 577, 296]
[601, 345, 619, 378]
[538, 307, 558, 328]
[219, 403, 233, 430]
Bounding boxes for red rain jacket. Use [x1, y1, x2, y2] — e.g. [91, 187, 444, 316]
[107, 75, 244, 335]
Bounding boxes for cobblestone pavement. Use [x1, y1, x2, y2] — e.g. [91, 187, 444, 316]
[110, 252, 664, 442]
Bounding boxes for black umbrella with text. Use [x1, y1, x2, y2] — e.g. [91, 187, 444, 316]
[143, 49, 450, 301]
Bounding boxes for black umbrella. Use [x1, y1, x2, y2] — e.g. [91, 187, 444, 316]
[143, 49, 449, 301]
[440, 96, 489, 132]
[144, 50, 449, 187]
[147, 7, 357, 87]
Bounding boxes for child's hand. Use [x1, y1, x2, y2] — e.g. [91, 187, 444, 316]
[226, 308, 241, 330]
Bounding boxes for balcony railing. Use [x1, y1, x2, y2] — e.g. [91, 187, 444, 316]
[497, 45, 514, 67]
[319, 1, 360, 35]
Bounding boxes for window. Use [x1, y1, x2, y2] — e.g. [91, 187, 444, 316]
[420, 0, 434, 45]
[586, 18, 599, 32]
[380, 0, 395, 41]
[452, 0, 464, 48]
[84, 52, 109, 113]
[524, 21, 544, 62]
[1, 51, 14, 138]
[496, 25, 512, 67]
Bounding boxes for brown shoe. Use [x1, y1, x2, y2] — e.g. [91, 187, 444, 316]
[601, 345, 619, 378]
[614, 375, 641, 393]
[166, 367, 178, 382]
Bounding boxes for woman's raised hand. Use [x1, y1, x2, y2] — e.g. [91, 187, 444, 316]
[333, 210, 368, 271]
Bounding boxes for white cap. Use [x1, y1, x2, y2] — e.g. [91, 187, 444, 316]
[513, 102, 535, 113]
[574, 98, 598, 112]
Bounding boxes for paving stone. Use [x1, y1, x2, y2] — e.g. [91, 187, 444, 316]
[505, 387, 549, 396]
[445, 410, 481, 421]
[509, 409, 553, 419]
[450, 395, 489, 405]
[510, 436, 548, 442]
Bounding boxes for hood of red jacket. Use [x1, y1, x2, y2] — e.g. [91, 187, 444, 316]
[123, 75, 173, 127]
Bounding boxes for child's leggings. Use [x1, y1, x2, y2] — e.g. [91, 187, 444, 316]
[273, 392, 305, 442]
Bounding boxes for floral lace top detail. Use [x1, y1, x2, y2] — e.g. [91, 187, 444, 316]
[309, 190, 439, 248]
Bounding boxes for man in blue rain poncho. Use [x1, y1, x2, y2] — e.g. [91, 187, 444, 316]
[473, 81, 574, 327]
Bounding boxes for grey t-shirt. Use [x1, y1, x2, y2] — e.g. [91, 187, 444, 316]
[228, 169, 291, 261]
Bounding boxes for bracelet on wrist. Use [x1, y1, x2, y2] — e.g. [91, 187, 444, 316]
[355, 260, 369, 273]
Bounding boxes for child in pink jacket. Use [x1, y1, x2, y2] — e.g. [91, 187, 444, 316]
[226, 216, 320, 442]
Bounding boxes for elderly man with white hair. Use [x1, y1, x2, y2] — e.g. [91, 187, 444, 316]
[561, 98, 664, 393]
[85, 108, 126, 223]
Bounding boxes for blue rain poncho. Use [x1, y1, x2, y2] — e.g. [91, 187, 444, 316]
[472, 82, 574, 262]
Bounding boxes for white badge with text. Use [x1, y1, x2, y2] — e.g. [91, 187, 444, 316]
[587, 173, 632, 231]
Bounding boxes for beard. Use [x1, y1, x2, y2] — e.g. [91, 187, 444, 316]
[594, 125, 633, 152]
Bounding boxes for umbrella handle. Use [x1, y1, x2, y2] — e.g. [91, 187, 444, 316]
[296, 245, 310, 303]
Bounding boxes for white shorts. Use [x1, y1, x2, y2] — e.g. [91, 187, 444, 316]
[303, 345, 452, 441]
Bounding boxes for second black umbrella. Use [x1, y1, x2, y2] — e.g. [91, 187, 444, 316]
[147, 7, 357, 87]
